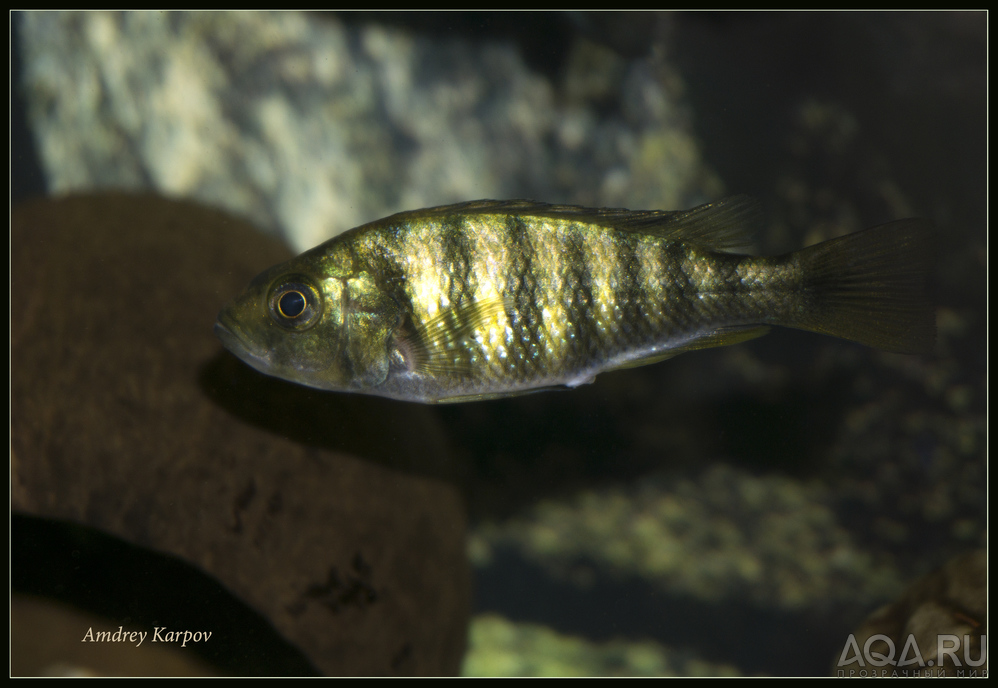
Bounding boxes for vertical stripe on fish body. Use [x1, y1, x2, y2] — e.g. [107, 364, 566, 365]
[215, 197, 934, 403]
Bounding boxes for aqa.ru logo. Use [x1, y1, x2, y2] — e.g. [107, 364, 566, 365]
[836, 633, 987, 677]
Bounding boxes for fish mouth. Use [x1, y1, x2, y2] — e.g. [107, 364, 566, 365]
[214, 313, 273, 373]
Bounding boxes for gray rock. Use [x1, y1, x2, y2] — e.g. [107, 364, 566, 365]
[18, 11, 713, 252]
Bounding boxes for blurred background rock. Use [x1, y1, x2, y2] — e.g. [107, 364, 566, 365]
[15, 11, 717, 252]
[12, 11, 986, 676]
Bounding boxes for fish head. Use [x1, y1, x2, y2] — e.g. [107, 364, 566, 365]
[214, 253, 354, 391]
[215, 244, 403, 393]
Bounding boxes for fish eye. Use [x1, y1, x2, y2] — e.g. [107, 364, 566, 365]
[268, 278, 322, 331]
[278, 290, 306, 318]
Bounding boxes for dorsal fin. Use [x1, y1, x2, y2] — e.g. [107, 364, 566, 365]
[376, 196, 760, 254]
[622, 195, 760, 253]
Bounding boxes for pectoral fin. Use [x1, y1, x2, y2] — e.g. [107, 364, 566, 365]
[393, 295, 509, 376]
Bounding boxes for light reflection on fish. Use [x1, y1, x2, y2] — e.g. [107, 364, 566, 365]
[215, 197, 933, 403]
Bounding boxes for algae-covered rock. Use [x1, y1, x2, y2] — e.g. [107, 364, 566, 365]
[462, 613, 740, 677]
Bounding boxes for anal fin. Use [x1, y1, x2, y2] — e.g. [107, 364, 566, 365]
[609, 326, 770, 372]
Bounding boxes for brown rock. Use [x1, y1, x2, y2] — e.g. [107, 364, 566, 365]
[835, 550, 986, 676]
[11, 193, 470, 676]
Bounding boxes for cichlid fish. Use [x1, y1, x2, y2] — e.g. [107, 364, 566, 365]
[215, 197, 933, 403]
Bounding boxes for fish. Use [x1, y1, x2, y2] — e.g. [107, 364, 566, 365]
[214, 197, 934, 404]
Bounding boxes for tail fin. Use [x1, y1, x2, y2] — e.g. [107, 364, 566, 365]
[790, 219, 935, 355]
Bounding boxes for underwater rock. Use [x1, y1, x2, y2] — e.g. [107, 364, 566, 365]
[17, 11, 713, 252]
[462, 613, 740, 677]
[11, 193, 469, 676]
[469, 464, 907, 614]
[835, 549, 986, 676]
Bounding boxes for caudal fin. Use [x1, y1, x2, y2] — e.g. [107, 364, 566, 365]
[791, 219, 935, 355]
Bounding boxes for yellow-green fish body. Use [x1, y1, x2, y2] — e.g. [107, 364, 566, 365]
[215, 198, 933, 403]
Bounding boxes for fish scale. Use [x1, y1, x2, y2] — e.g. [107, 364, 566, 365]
[215, 197, 934, 403]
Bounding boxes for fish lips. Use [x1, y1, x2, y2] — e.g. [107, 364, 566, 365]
[214, 312, 274, 375]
